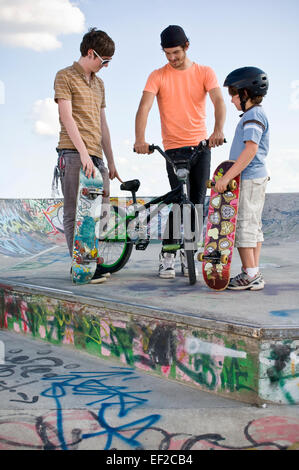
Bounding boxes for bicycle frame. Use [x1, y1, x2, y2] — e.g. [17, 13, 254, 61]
[99, 140, 208, 247]
[99, 184, 185, 244]
[96, 140, 210, 284]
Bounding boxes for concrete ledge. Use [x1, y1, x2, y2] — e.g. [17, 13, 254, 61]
[1, 278, 298, 340]
[1, 282, 298, 406]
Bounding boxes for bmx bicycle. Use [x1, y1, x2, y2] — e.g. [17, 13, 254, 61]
[96, 140, 209, 285]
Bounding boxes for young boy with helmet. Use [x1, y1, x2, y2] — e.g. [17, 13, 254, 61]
[214, 66, 269, 290]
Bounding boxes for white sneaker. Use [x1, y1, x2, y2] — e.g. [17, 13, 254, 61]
[241, 266, 265, 286]
[159, 252, 175, 279]
[228, 271, 264, 291]
[180, 250, 199, 278]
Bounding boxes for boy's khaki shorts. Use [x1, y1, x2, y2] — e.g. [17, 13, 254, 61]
[235, 177, 268, 248]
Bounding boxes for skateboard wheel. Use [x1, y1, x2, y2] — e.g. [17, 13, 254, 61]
[97, 257, 104, 265]
[198, 252, 204, 262]
[82, 188, 89, 196]
[90, 193, 98, 200]
[206, 180, 213, 189]
[81, 188, 101, 199]
[229, 179, 237, 190]
[220, 254, 228, 264]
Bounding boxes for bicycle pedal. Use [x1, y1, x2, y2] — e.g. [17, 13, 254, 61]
[135, 240, 149, 250]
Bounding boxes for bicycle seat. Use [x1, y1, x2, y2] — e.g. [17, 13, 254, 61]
[120, 179, 140, 193]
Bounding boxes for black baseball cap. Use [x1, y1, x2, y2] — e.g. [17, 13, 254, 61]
[160, 25, 188, 48]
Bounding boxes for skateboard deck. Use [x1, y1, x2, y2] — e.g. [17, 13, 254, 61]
[198, 161, 240, 290]
[71, 167, 104, 285]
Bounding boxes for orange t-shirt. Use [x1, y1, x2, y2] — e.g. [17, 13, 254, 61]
[144, 63, 219, 150]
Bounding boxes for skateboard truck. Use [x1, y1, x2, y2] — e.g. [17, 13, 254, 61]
[198, 250, 228, 265]
[75, 245, 104, 265]
[76, 255, 104, 265]
[81, 187, 104, 200]
[206, 179, 237, 191]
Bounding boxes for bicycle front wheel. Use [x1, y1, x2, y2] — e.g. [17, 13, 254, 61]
[182, 202, 197, 285]
[184, 248, 196, 285]
[96, 205, 133, 274]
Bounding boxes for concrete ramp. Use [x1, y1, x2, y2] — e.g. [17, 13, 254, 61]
[0, 199, 64, 257]
[0, 194, 298, 406]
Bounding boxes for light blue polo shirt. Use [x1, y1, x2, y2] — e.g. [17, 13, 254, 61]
[229, 105, 269, 180]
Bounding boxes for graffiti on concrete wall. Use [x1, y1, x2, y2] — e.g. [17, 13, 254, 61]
[259, 341, 299, 405]
[0, 288, 258, 403]
[185, 336, 256, 394]
[1, 288, 299, 404]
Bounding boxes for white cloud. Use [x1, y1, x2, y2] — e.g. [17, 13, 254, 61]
[0, 0, 85, 51]
[32, 97, 59, 136]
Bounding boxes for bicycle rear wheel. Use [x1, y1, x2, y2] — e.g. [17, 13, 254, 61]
[96, 205, 133, 274]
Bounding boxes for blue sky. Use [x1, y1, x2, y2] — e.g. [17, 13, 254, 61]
[0, 0, 299, 198]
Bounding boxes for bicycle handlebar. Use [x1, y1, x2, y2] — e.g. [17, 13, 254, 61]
[148, 139, 210, 157]
[133, 138, 226, 169]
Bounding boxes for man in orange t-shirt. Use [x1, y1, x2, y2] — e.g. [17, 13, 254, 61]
[134, 25, 226, 280]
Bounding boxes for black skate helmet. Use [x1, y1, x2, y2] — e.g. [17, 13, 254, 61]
[224, 67, 269, 111]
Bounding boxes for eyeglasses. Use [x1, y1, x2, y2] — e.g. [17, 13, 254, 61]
[92, 49, 111, 65]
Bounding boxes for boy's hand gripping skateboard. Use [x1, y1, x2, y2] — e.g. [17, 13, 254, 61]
[71, 166, 105, 284]
[198, 161, 240, 290]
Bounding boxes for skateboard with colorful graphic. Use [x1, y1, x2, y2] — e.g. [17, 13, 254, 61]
[198, 161, 240, 290]
[71, 167, 104, 284]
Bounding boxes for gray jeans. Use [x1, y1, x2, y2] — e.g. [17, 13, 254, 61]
[57, 149, 110, 256]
